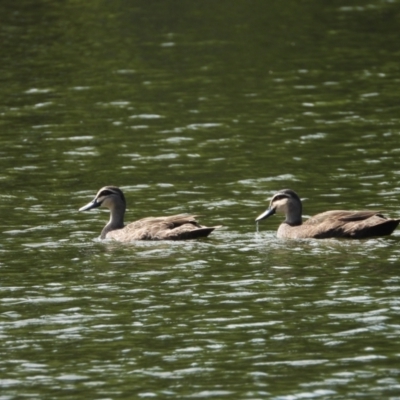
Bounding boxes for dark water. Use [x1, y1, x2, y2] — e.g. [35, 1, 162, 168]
[1, 1, 400, 398]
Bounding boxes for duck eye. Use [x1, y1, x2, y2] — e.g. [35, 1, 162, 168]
[274, 195, 287, 201]
[100, 190, 112, 196]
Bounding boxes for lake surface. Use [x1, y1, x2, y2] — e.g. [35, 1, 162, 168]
[1, 0, 400, 398]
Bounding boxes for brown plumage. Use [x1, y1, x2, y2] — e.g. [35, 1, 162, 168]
[255, 189, 399, 239]
[79, 186, 219, 241]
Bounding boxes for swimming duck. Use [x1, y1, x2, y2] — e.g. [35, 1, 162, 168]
[255, 189, 399, 239]
[79, 186, 219, 241]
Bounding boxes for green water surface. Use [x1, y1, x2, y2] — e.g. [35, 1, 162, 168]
[1, 1, 400, 399]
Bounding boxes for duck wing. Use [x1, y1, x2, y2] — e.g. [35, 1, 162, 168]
[303, 210, 399, 238]
[106, 214, 220, 241]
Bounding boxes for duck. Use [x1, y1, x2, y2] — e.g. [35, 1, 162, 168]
[255, 189, 399, 239]
[79, 186, 220, 241]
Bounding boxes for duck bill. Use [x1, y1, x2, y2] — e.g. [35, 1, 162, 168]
[255, 207, 276, 222]
[79, 199, 100, 212]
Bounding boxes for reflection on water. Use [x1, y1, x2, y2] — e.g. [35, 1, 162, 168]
[1, 0, 400, 398]
[2, 224, 400, 397]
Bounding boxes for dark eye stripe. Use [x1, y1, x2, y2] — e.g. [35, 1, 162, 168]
[274, 195, 287, 201]
[100, 190, 113, 196]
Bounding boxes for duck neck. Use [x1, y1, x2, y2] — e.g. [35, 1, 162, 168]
[285, 202, 302, 226]
[101, 202, 125, 239]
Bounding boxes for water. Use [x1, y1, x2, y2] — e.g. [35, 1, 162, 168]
[1, 0, 400, 398]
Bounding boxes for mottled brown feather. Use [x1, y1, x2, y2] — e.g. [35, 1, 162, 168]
[106, 214, 218, 241]
[79, 186, 220, 242]
[257, 189, 399, 239]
